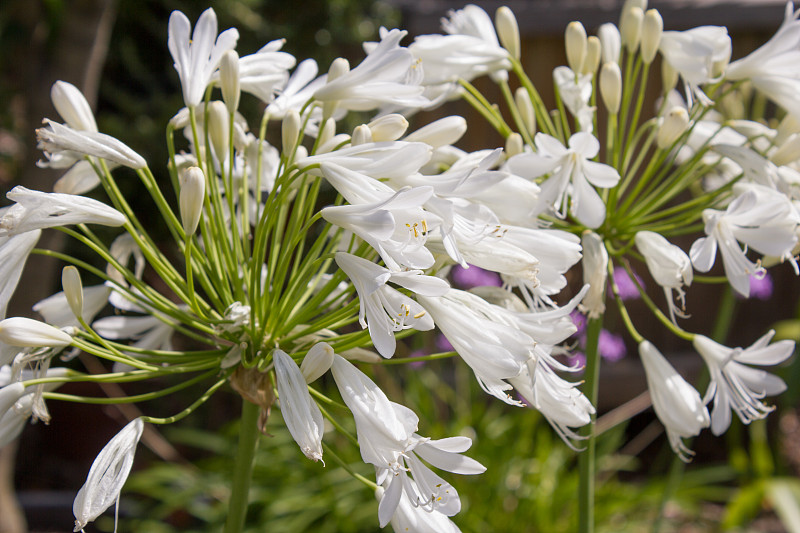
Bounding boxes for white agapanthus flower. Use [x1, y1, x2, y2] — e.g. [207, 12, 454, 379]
[690, 184, 799, 296]
[441, 4, 509, 82]
[635, 231, 693, 323]
[36, 120, 147, 170]
[313, 28, 429, 112]
[334, 252, 448, 358]
[73, 418, 144, 532]
[507, 132, 620, 228]
[211, 39, 295, 104]
[322, 186, 437, 271]
[0, 186, 126, 237]
[417, 289, 533, 404]
[167, 8, 239, 107]
[273, 349, 324, 462]
[639, 341, 709, 461]
[659, 26, 731, 105]
[330, 355, 483, 528]
[693, 331, 794, 435]
[553, 66, 595, 133]
[726, 2, 800, 119]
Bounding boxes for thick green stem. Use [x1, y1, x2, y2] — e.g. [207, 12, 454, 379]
[224, 399, 261, 533]
[579, 315, 603, 533]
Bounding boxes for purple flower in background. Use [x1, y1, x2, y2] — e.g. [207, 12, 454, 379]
[407, 349, 427, 368]
[571, 310, 587, 336]
[736, 271, 773, 300]
[435, 333, 454, 352]
[608, 266, 642, 300]
[598, 329, 626, 362]
[451, 264, 502, 289]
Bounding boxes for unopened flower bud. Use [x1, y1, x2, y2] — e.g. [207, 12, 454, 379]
[505, 132, 524, 158]
[640, 9, 663, 63]
[583, 36, 601, 74]
[351, 124, 372, 146]
[179, 166, 206, 236]
[0, 317, 72, 348]
[620, 6, 644, 52]
[495, 6, 520, 60]
[662, 60, 679, 94]
[771, 133, 800, 166]
[598, 23, 621, 64]
[327, 57, 350, 82]
[317, 117, 337, 149]
[62, 266, 84, 319]
[600, 62, 622, 114]
[579, 231, 608, 318]
[219, 50, 240, 114]
[514, 88, 536, 137]
[657, 107, 690, 149]
[282, 109, 302, 155]
[565, 22, 588, 73]
[404, 116, 467, 148]
[207, 101, 229, 162]
[300, 342, 335, 383]
[367, 114, 408, 142]
[51, 81, 97, 132]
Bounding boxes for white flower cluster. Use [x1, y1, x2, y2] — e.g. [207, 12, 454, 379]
[1, 1, 799, 531]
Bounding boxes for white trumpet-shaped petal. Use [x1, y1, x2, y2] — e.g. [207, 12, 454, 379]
[0, 186, 126, 237]
[694, 331, 794, 435]
[639, 341, 709, 461]
[36, 120, 146, 169]
[273, 349, 325, 462]
[168, 8, 239, 107]
[73, 418, 144, 532]
[0, 317, 72, 348]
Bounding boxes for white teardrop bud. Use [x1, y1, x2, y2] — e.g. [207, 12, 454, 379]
[579, 231, 608, 319]
[62, 266, 84, 320]
[657, 107, 690, 149]
[495, 6, 520, 60]
[300, 342, 335, 383]
[620, 6, 644, 52]
[404, 116, 467, 148]
[282, 109, 302, 156]
[179, 166, 206, 236]
[598, 23, 621, 64]
[318, 117, 337, 148]
[565, 22, 588, 73]
[351, 124, 372, 146]
[505, 132, 524, 158]
[583, 36, 601, 75]
[367, 114, 408, 142]
[662, 60, 679, 94]
[514, 88, 536, 137]
[640, 9, 663, 64]
[207, 101, 230, 163]
[219, 50, 240, 114]
[600, 62, 622, 114]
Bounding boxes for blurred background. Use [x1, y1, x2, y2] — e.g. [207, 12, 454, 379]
[1, 0, 799, 531]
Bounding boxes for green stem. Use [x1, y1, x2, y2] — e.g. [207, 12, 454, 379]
[578, 315, 603, 533]
[224, 398, 261, 533]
